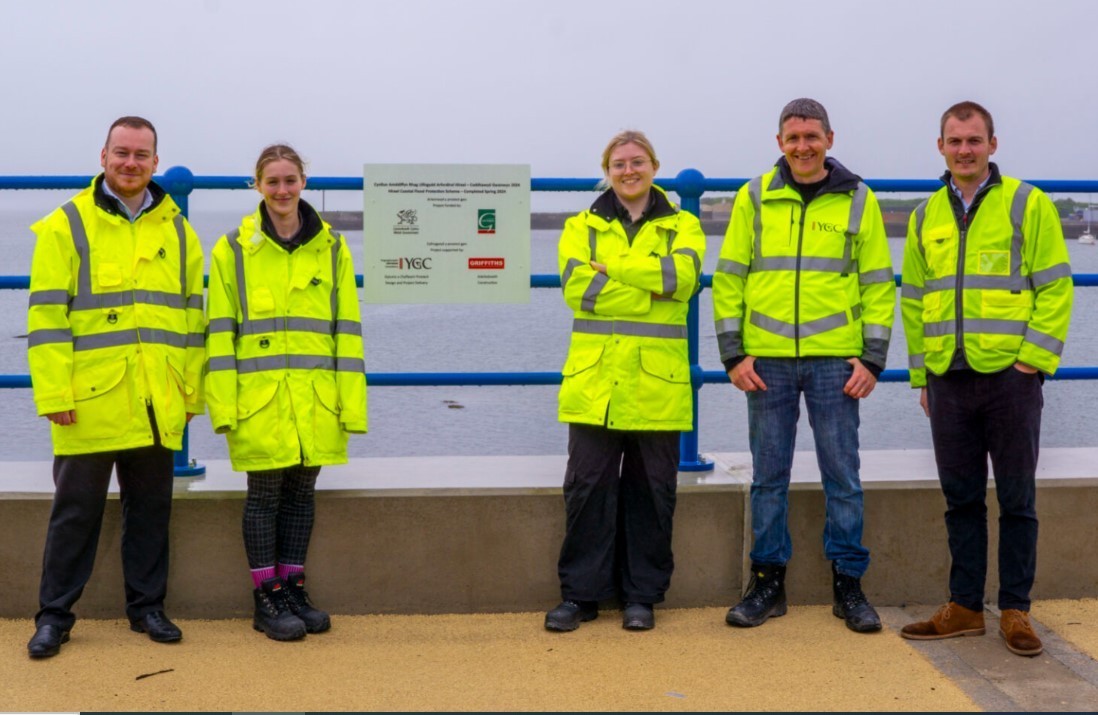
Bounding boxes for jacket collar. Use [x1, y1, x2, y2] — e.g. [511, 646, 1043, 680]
[587, 186, 678, 225]
[939, 161, 1003, 192]
[92, 173, 168, 219]
[768, 156, 861, 196]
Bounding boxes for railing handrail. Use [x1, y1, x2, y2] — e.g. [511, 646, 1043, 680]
[4, 167, 1096, 474]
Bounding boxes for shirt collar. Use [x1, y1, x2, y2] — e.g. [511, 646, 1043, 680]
[948, 172, 991, 211]
[101, 179, 153, 222]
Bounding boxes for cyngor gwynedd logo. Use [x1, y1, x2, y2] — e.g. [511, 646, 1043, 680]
[477, 209, 496, 234]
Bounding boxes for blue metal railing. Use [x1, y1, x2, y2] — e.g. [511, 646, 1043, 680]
[4, 168, 1098, 474]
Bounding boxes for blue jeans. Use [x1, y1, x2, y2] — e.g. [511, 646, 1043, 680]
[746, 357, 870, 577]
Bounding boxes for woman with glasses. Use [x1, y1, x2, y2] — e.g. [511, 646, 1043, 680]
[546, 130, 706, 632]
[206, 144, 367, 641]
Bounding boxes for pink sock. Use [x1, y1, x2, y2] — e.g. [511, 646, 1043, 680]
[251, 566, 276, 589]
[278, 563, 304, 580]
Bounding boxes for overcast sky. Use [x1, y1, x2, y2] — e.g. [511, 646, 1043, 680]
[3, 0, 1096, 211]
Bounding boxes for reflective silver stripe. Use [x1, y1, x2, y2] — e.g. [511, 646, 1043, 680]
[660, 256, 677, 295]
[174, 214, 187, 306]
[753, 256, 851, 273]
[337, 357, 366, 373]
[715, 258, 749, 278]
[717, 332, 744, 360]
[673, 247, 701, 274]
[748, 309, 849, 339]
[133, 289, 186, 309]
[581, 272, 609, 312]
[572, 318, 686, 339]
[1010, 182, 1033, 280]
[925, 276, 955, 293]
[749, 311, 795, 338]
[859, 267, 894, 285]
[329, 241, 339, 336]
[863, 324, 891, 340]
[206, 355, 237, 372]
[588, 226, 597, 263]
[965, 275, 1030, 291]
[208, 317, 238, 335]
[846, 182, 868, 237]
[240, 317, 335, 336]
[561, 257, 583, 286]
[70, 291, 132, 310]
[335, 319, 361, 335]
[73, 328, 190, 351]
[236, 355, 338, 374]
[863, 338, 888, 366]
[1030, 263, 1072, 288]
[909, 353, 925, 369]
[714, 317, 743, 334]
[914, 200, 929, 256]
[29, 290, 70, 306]
[27, 328, 73, 347]
[1024, 327, 1065, 355]
[923, 320, 955, 337]
[187, 294, 204, 310]
[230, 231, 248, 321]
[187, 332, 205, 348]
[749, 177, 764, 264]
[966, 318, 1026, 336]
[901, 283, 924, 301]
[62, 202, 93, 302]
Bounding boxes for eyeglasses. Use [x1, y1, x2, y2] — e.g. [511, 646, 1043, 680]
[608, 158, 651, 172]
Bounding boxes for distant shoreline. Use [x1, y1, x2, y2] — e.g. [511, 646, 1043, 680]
[321, 211, 1097, 239]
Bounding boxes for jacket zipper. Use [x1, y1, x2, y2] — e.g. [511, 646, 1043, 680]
[794, 201, 807, 357]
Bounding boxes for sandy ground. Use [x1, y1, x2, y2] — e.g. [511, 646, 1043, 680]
[0, 605, 976, 712]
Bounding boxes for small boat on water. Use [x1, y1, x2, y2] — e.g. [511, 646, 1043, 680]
[1080, 228, 1096, 245]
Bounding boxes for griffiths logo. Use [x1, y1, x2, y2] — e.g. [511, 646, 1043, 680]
[812, 220, 846, 234]
[468, 257, 505, 270]
[477, 209, 496, 234]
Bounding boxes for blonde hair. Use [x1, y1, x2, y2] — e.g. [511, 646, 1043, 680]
[252, 144, 307, 186]
[596, 130, 659, 191]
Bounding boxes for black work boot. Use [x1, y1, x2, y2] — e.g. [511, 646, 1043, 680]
[832, 563, 882, 633]
[284, 572, 332, 633]
[726, 563, 787, 627]
[544, 600, 598, 632]
[253, 577, 307, 641]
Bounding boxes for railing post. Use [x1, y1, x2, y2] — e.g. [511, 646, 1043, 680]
[674, 169, 714, 472]
[161, 166, 205, 477]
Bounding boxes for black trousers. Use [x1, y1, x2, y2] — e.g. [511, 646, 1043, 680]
[36, 432, 174, 629]
[557, 424, 680, 604]
[243, 464, 321, 570]
[927, 367, 1042, 612]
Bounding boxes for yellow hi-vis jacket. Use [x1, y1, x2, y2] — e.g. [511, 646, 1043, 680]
[712, 159, 894, 369]
[27, 176, 206, 455]
[205, 202, 367, 472]
[901, 168, 1073, 387]
[557, 187, 705, 432]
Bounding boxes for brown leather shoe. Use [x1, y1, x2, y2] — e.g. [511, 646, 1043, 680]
[900, 602, 986, 640]
[999, 609, 1043, 656]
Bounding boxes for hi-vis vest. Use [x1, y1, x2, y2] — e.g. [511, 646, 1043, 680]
[712, 167, 894, 367]
[900, 176, 1072, 386]
[27, 178, 206, 455]
[205, 209, 367, 472]
[557, 189, 706, 431]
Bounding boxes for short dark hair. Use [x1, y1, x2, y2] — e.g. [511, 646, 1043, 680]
[105, 116, 158, 152]
[940, 101, 994, 140]
[779, 98, 831, 134]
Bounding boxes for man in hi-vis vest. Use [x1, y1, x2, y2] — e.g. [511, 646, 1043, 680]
[899, 102, 1072, 657]
[25, 117, 205, 658]
[712, 98, 894, 634]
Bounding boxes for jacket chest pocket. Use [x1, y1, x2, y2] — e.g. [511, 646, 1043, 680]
[923, 225, 957, 277]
